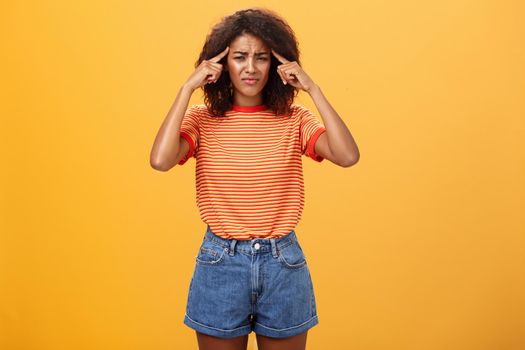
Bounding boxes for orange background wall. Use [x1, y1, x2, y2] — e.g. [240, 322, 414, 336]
[1, 1, 524, 349]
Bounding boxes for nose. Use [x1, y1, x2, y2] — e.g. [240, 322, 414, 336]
[246, 57, 256, 73]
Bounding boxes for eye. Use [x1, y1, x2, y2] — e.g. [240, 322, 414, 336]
[258, 57, 268, 60]
[234, 56, 244, 60]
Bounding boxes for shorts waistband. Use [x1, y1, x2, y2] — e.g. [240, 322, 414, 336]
[203, 225, 298, 257]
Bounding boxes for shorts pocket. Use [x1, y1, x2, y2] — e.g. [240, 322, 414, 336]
[278, 241, 307, 269]
[196, 240, 227, 266]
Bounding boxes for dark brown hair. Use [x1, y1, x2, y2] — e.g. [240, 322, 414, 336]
[196, 7, 301, 117]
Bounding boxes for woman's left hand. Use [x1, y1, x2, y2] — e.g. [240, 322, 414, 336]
[272, 49, 317, 93]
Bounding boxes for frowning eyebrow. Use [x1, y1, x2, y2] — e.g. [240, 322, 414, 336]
[233, 51, 269, 56]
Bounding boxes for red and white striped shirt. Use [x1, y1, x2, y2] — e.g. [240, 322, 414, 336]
[179, 103, 326, 240]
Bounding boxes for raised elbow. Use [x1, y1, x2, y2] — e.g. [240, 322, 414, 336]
[339, 154, 360, 168]
[150, 157, 172, 172]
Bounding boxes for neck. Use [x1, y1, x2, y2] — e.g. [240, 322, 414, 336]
[233, 94, 263, 107]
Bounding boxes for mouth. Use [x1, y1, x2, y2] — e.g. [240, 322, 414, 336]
[242, 78, 258, 85]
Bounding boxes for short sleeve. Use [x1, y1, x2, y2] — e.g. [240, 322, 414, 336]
[297, 105, 326, 162]
[178, 104, 201, 165]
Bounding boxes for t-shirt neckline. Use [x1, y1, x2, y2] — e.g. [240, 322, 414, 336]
[232, 104, 268, 112]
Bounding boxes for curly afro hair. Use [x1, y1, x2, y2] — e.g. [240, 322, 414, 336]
[196, 7, 301, 117]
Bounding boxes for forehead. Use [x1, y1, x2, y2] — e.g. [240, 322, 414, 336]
[229, 33, 269, 52]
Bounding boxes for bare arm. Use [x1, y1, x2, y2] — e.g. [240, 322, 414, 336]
[308, 85, 360, 167]
[150, 46, 230, 172]
[272, 49, 359, 167]
[149, 84, 194, 171]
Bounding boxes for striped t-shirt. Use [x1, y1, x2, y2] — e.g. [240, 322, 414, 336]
[178, 103, 326, 240]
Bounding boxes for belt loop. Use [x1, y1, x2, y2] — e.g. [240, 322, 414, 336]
[270, 238, 279, 258]
[290, 230, 297, 243]
[229, 239, 237, 256]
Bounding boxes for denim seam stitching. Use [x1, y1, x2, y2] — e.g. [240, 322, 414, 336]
[254, 314, 318, 332]
[278, 244, 307, 268]
[278, 255, 308, 268]
[196, 247, 227, 265]
[205, 237, 294, 252]
[185, 313, 251, 332]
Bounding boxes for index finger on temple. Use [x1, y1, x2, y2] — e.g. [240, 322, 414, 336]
[210, 46, 229, 63]
[271, 49, 289, 63]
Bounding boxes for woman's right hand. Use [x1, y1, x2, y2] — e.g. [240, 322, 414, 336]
[184, 46, 229, 91]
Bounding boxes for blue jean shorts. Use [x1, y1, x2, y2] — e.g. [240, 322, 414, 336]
[183, 225, 319, 339]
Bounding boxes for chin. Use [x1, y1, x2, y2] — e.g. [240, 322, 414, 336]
[245, 91, 264, 97]
[231, 81, 268, 98]
[235, 88, 264, 97]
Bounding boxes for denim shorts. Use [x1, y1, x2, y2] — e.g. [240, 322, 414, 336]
[183, 225, 319, 339]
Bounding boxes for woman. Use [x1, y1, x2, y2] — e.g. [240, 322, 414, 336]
[150, 7, 359, 350]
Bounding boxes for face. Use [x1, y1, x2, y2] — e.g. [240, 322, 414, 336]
[226, 33, 271, 106]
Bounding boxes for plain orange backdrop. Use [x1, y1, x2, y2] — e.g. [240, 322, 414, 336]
[1, 1, 524, 349]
